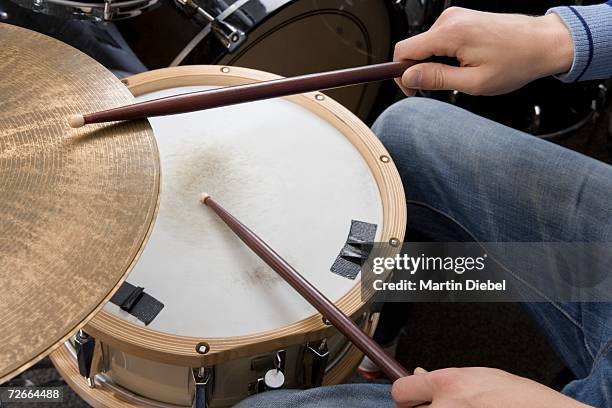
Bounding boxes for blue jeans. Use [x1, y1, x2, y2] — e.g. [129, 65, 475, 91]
[235, 98, 612, 408]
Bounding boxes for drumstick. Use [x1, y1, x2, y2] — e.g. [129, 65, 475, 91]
[68, 60, 417, 128]
[199, 193, 410, 381]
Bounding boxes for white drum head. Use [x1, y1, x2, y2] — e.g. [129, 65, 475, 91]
[104, 83, 383, 338]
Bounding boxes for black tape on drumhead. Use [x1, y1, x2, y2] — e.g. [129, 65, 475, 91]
[110, 282, 164, 325]
[330, 220, 377, 280]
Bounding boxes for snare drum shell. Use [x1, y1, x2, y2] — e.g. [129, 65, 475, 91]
[52, 313, 378, 407]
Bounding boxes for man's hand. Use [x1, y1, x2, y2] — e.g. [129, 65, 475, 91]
[394, 7, 574, 96]
[392, 367, 591, 408]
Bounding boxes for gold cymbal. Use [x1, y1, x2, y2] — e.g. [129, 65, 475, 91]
[0, 23, 160, 382]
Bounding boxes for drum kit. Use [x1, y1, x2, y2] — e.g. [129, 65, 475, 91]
[1, 0, 609, 406]
[137, 0, 608, 139]
[0, 16, 407, 408]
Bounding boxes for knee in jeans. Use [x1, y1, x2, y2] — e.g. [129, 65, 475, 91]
[372, 97, 455, 156]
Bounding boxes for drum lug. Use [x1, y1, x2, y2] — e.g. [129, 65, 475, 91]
[103, 0, 112, 21]
[449, 90, 460, 105]
[596, 84, 608, 113]
[175, 0, 246, 52]
[192, 367, 213, 408]
[211, 19, 246, 52]
[528, 105, 542, 135]
[393, 0, 407, 10]
[302, 339, 329, 388]
[75, 330, 96, 388]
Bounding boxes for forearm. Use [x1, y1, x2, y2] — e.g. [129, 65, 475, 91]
[547, 1, 612, 82]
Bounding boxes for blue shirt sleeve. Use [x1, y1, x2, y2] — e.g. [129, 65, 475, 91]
[547, 1, 612, 82]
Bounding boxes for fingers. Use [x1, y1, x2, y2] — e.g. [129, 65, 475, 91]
[392, 373, 433, 408]
[403, 367, 431, 407]
[394, 77, 417, 97]
[399, 63, 481, 95]
[392, 7, 485, 96]
[393, 31, 445, 97]
[393, 30, 453, 62]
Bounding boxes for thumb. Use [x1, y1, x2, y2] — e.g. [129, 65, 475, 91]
[400, 63, 480, 94]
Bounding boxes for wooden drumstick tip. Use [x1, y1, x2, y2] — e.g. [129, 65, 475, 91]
[199, 192, 210, 205]
[68, 114, 85, 128]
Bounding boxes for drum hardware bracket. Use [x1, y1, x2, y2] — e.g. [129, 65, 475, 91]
[275, 349, 286, 373]
[175, 0, 246, 52]
[192, 367, 213, 408]
[302, 339, 329, 388]
[75, 330, 96, 387]
[103, 0, 112, 21]
[249, 350, 286, 394]
[264, 349, 286, 390]
[248, 377, 266, 395]
[330, 220, 377, 280]
[109, 281, 164, 325]
[169, 0, 251, 66]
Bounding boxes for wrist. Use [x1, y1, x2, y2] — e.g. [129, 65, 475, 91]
[536, 13, 574, 77]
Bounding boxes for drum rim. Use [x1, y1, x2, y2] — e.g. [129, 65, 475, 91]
[86, 65, 406, 367]
[11, 0, 160, 21]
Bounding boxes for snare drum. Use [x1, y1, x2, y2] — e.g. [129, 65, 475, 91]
[51, 65, 406, 407]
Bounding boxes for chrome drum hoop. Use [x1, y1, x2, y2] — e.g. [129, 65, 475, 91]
[10, 0, 160, 21]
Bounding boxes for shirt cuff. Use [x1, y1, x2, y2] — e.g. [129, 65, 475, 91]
[547, 2, 612, 82]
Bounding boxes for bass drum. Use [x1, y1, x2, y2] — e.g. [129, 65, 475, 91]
[115, 0, 407, 122]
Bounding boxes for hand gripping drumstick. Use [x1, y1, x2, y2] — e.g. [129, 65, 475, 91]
[199, 193, 410, 381]
[68, 61, 418, 128]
